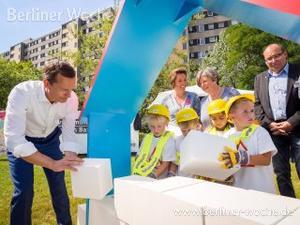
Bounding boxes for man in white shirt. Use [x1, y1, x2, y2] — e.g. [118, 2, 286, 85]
[4, 62, 83, 225]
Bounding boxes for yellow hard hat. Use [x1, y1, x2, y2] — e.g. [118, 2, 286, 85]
[147, 104, 170, 120]
[207, 99, 226, 115]
[224, 93, 255, 118]
[176, 108, 199, 123]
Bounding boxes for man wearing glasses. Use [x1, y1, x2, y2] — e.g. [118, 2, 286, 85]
[254, 43, 300, 197]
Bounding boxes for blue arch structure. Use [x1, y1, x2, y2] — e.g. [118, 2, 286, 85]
[82, 0, 300, 180]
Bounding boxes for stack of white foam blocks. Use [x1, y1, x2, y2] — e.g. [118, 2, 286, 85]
[71, 129, 300, 225]
[114, 176, 300, 225]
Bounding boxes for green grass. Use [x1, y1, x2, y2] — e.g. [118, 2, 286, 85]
[0, 155, 299, 225]
[0, 155, 84, 225]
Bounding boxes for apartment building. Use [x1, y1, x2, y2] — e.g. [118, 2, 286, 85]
[1, 7, 114, 69]
[2, 8, 232, 68]
[185, 10, 235, 61]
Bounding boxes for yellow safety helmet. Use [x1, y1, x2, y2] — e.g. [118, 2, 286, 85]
[224, 93, 255, 118]
[176, 108, 199, 123]
[207, 99, 226, 115]
[147, 104, 170, 120]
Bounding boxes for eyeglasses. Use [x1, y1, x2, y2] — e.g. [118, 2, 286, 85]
[265, 51, 285, 63]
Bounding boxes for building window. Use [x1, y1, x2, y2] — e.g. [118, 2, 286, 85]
[207, 23, 214, 30]
[88, 27, 93, 32]
[182, 42, 187, 50]
[40, 53, 45, 58]
[218, 22, 225, 28]
[41, 45, 45, 50]
[190, 52, 198, 59]
[10, 54, 14, 58]
[41, 37, 46, 42]
[198, 24, 204, 32]
[189, 39, 199, 46]
[62, 42, 68, 47]
[62, 33, 67, 38]
[199, 51, 206, 59]
[207, 11, 214, 16]
[199, 38, 205, 45]
[206, 36, 218, 43]
[40, 62, 45, 66]
[188, 25, 197, 33]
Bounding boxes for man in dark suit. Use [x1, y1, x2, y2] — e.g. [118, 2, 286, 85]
[254, 43, 300, 197]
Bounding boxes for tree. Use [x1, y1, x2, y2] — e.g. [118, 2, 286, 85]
[201, 24, 300, 90]
[0, 58, 42, 109]
[58, 15, 115, 106]
[139, 35, 188, 118]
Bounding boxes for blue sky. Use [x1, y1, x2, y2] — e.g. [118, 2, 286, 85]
[0, 0, 115, 52]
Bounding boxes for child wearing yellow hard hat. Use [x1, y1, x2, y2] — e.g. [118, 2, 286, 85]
[218, 94, 277, 193]
[168, 108, 202, 177]
[206, 99, 232, 137]
[132, 104, 176, 179]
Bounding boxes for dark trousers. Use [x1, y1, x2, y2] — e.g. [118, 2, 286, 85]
[271, 133, 300, 198]
[7, 127, 72, 225]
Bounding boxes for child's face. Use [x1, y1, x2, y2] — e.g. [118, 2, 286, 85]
[179, 121, 199, 136]
[148, 118, 167, 137]
[229, 101, 255, 130]
[210, 112, 227, 130]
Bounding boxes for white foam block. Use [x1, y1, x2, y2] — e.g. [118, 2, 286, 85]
[275, 207, 300, 225]
[77, 204, 86, 225]
[180, 130, 239, 180]
[165, 181, 300, 225]
[71, 158, 112, 200]
[114, 175, 155, 225]
[76, 197, 123, 225]
[89, 196, 120, 225]
[130, 176, 203, 225]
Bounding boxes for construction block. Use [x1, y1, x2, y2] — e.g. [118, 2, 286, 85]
[165, 181, 300, 225]
[77, 204, 86, 225]
[180, 130, 239, 180]
[71, 158, 112, 200]
[275, 207, 300, 225]
[115, 176, 203, 225]
[89, 196, 120, 225]
[114, 175, 155, 225]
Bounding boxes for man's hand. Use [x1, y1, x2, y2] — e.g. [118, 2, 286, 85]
[51, 156, 83, 172]
[269, 121, 291, 135]
[277, 121, 293, 133]
[23, 151, 83, 172]
[64, 151, 79, 159]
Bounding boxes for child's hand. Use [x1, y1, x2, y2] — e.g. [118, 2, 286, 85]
[218, 146, 249, 169]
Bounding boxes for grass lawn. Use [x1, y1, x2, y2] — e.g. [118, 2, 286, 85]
[0, 155, 300, 225]
[0, 155, 85, 225]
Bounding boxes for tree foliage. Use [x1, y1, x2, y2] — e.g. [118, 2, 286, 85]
[59, 15, 115, 105]
[201, 24, 300, 90]
[0, 58, 42, 109]
[139, 36, 188, 118]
